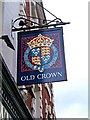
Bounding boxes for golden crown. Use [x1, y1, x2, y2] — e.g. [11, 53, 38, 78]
[27, 34, 54, 49]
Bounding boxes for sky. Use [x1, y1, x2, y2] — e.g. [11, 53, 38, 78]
[42, 0, 88, 118]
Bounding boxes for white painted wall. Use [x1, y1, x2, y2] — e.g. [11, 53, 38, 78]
[0, 2, 3, 58]
[1, 2, 20, 82]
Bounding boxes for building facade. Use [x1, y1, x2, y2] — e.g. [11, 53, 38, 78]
[0, 0, 56, 119]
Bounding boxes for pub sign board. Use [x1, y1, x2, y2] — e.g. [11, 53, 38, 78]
[17, 27, 67, 86]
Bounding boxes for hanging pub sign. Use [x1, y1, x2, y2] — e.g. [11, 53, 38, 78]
[17, 27, 67, 86]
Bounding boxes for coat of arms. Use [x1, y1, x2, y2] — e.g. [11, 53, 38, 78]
[24, 34, 58, 72]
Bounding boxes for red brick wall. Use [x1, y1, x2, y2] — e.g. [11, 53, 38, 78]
[42, 84, 53, 119]
[26, 0, 30, 27]
[26, 94, 32, 112]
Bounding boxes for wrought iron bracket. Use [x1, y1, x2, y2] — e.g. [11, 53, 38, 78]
[12, 17, 70, 32]
[12, 0, 70, 32]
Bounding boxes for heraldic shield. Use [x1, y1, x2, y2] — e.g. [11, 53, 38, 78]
[31, 47, 51, 66]
[26, 34, 54, 72]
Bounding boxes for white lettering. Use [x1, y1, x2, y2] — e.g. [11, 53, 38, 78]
[21, 75, 35, 81]
[37, 72, 63, 79]
[42, 74, 46, 79]
[21, 72, 63, 81]
[50, 73, 57, 77]
[46, 73, 51, 78]
[26, 75, 35, 80]
[57, 72, 62, 77]
[37, 74, 42, 79]
[21, 76, 26, 81]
